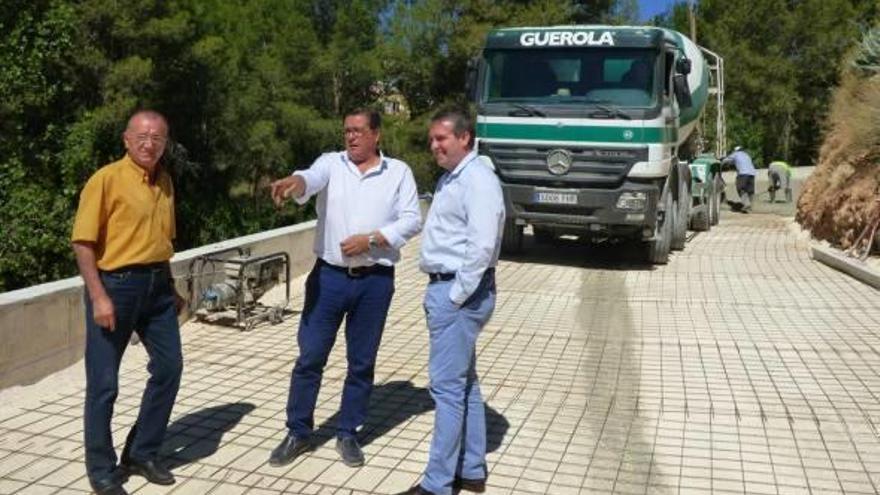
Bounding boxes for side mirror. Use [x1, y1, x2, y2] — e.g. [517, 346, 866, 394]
[673, 74, 692, 108]
[676, 58, 692, 75]
[465, 57, 479, 102]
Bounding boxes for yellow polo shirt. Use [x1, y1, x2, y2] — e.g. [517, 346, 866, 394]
[71, 154, 176, 270]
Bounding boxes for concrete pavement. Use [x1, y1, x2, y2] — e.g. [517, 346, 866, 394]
[1, 193, 878, 494]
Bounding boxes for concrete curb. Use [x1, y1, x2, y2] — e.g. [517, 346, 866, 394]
[811, 245, 880, 289]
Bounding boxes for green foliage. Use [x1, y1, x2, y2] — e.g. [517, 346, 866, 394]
[650, 0, 874, 166]
[3, 0, 874, 291]
[648, 1, 876, 165]
[605, 0, 639, 24]
[852, 26, 880, 76]
[0, 160, 76, 292]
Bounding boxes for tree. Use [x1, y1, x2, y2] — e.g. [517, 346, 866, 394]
[682, 0, 873, 167]
[0, 1, 83, 290]
[0, 0, 622, 291]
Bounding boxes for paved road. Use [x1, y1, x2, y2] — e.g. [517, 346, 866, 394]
[720, 165, 812, 218]
[1, 170, 878, 494]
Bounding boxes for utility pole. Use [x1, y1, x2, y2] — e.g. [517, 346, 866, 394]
[688, 0, 697, 42]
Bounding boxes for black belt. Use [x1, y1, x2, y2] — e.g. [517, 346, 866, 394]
[428, 272, 456, 282]
[428, 267, 495, 283]
[318, 258, 393, 278]
[101, 262, 169, 274]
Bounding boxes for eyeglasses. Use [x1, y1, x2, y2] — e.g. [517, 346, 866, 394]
[343, 127, 372, 138]
[131, 134, 168, 146]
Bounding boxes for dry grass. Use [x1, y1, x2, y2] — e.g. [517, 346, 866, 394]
[797, 67, 880, 249]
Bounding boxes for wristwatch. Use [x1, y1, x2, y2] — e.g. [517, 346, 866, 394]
[368, 233, 378, 249]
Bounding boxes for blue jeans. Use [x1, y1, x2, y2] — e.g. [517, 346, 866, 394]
[84, 266, 182, 483]
[421, 270, 495, 495]
[285, 260, 395, 439]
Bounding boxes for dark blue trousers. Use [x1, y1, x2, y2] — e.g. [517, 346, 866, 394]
[285, 260, 394, 439]
[84, 267, 183, 482]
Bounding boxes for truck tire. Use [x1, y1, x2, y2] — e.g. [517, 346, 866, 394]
[643, 183, 673, 264]
[501, 218, 523, 254]
[691, 206, 710, 231]
[691, 175, 711, 232]
[710, 174, 723, 226]
[671, 166, 689, 250]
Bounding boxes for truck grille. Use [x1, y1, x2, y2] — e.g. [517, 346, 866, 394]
[479, 142, 647, 188]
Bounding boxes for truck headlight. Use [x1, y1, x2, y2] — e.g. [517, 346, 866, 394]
[616, 192, 647, 211]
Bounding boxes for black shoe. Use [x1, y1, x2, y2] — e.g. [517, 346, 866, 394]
[395, 485, 436, 495]
[268, 435, 311, 467]
[335, 436, 365, 467]
[120, 458, 175, 486]
[90, 477, 129, 495]
[454, 476, 487, 493]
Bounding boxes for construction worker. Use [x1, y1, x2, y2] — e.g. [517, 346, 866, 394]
[723, 146, 757, 212]
[767, 160, 793, 203]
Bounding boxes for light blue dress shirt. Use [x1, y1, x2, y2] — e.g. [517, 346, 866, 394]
[419, 151, 505, 305]
[727, 150, 756, 176]
[293, 151, 421, 267]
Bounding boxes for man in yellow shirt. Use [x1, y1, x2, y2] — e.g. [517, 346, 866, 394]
[72, 110, 185, 495]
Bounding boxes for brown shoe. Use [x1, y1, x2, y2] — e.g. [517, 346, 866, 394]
[454, 477, 486, 493]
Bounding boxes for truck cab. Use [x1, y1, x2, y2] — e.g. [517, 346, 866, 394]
[470, 26, 720, 263]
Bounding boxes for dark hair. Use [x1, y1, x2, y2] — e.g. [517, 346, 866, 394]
[344, 108, 381, 130]
[431, 107, 475, 148]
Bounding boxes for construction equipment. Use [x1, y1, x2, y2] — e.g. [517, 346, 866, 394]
[186, 247, 290, 331]
[467, 25, 726, 263]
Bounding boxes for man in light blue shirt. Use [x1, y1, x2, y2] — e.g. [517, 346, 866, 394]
[267, 108, 421, 468]
[724, 146, 757, 212]
[398, 109, 504, 495]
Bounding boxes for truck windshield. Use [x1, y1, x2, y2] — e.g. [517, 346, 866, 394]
[482, 48, 658, 108]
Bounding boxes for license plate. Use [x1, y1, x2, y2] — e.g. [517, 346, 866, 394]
[534, 191, 577, 205]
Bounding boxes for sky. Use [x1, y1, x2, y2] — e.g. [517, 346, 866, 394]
[638, 0, 678, 21]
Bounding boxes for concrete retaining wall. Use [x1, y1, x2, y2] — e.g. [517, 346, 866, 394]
[0, 221, 317, 390]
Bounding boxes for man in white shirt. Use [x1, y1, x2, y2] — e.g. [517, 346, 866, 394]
[267, 108, 421, 468]
[398, 108, 504, 495]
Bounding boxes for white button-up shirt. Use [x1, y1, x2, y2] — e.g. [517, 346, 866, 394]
[294, 151, 421, 267]
[419, 151, 505, 304]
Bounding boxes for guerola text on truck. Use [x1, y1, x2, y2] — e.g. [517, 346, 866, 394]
[466, 25, 727, 263]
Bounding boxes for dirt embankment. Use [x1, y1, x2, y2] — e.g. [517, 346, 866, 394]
[796, 33, 880, 251]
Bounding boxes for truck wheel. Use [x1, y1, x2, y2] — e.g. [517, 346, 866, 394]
[643, 183, 673, 264]
[690, 177, 711, 232]
[705, 176, 717, 227]
[501, 218, 523, 254]
[691, 205, 710, 231]
[671, 169, 689, 250]
[710, 174, 723, 225]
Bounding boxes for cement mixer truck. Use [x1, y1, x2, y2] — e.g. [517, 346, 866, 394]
[467, 26, 726, 263]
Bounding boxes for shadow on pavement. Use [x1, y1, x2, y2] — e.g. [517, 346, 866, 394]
[501, 233, 656, 271]
[160, 402, 256, 468]
[311, 380, 509, 453]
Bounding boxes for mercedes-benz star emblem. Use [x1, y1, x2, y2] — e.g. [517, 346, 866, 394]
[546, 149, 573, 176]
